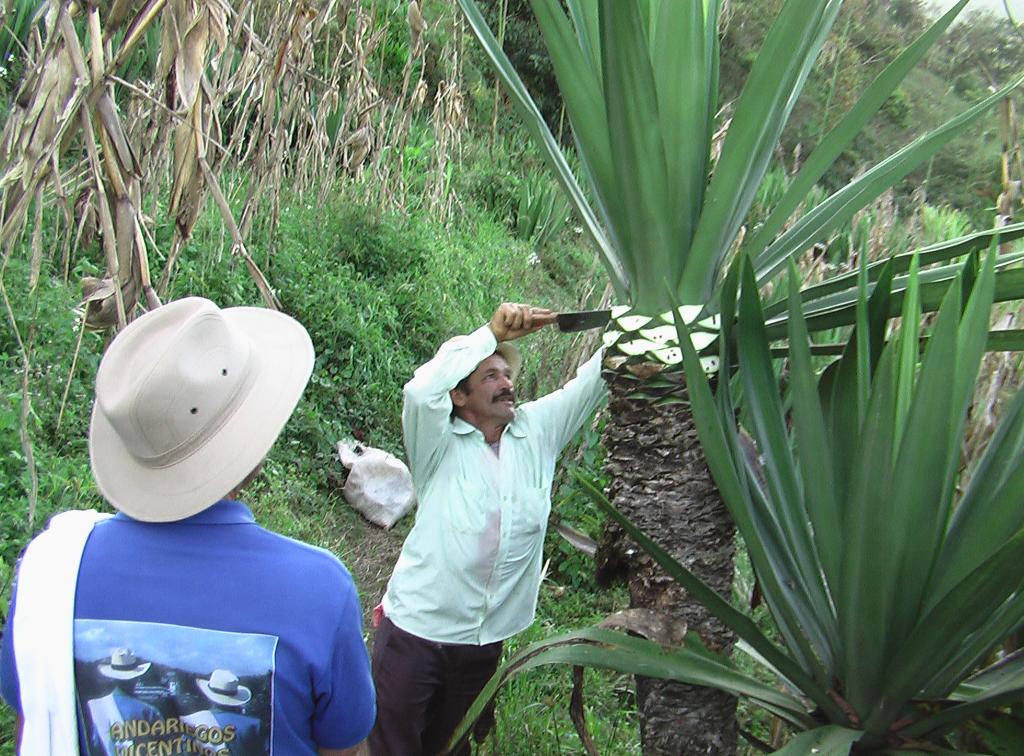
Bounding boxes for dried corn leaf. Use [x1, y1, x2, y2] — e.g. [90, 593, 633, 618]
[114, 196, 136, 274]
[81, 275, 116, 302]
[9, 46, 77, 180]
[155, 0, 182, 87]
[95, 93, 139, 176]
[111, 0, 169, 72]
[208, 0, 229, 54]
[169, 114, 204, 236]
[106, 0, 138, 34]
[177, 5, 210, 109]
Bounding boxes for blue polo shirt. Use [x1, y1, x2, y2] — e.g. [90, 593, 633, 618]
[1, 500, 375, 754]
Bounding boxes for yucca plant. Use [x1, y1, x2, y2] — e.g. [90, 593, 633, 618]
[515, 168, 570, 249]
[457, 0, 1024, 750]
[454, 245, 1024, 753]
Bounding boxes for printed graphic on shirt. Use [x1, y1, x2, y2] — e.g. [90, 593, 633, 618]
[74, 619, 277, 756]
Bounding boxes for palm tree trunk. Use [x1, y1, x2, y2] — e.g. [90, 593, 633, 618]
[601, 370, 738, 755]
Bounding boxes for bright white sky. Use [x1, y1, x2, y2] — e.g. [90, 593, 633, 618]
[930, 0, 1024, 18]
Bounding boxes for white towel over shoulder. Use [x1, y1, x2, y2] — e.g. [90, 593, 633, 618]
[13, 509, 112, 755]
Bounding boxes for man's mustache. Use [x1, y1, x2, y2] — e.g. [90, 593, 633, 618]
[493, 390, 515, 403]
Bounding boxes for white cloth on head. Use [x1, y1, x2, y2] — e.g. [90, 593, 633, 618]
[13, 509, 111, 755]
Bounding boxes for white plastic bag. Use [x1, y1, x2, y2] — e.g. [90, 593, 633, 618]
[337, 440, 416, 529]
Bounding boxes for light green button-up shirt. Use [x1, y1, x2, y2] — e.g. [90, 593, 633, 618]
[381, 325, 606, 644]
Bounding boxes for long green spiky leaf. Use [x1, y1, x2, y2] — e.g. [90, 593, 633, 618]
[904, 248, 1001, 606]
[576, 463, 843, 718]
[830, 266, 901, 715]
[754, 73, 1024, 286]
[868, 528, 1024, 736]
[893, 254, 921, 449]
[737, 259, 836, 658]
[919, 595, 1024, 702]
[685, 0, 841, 302]
[759, 226, 1024, 321]
[456, 0, 627, 297]
[838, 344, 898, 716]
[446, 625, 815, 750]
[983, 328, 1024, 350]
[952, 247, 999, 453]
[565, 0, 599, 76]
[766, 329, 1024, 357]
[601, 0, 674, 310]
[705, 265, 826, 671]
[763, 262, 1024, 340]
[772, 726, 863, 755]
[879, 272, 964, 683]
[676, 265, 843, 706]
[744, 0, 969, 261]
[652, 0, 709, 256]
[703, 0, 721, 166]
[952, 650, 1024, 701]
[785, 263, 842, 604]
[530, 0, 629, 272]
[856, 250, 872, 424]
[934, 386, 1024, 595]
[908, 688, 1024, 744]
[817, 259, 894, 500]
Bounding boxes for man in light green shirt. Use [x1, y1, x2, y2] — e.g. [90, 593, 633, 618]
[369, 302, 606, 755]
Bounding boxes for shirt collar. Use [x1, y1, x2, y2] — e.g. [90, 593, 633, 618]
[451, 416, 527, 438]
[114, 499, 255, 525]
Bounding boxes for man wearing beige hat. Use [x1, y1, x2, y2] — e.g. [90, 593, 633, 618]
[0, 297, 375, 755]
[370, 302, 607, 755]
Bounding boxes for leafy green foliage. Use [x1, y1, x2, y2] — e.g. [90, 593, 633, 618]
[474, 0, 563, 136]
[0, 0, 41, 88]
[453, 134, 526, 224]
[0, 259, 106, 569]
[164, 185, 589, 466]
[674, 248, 1024, 748]
[514, 168, 570, 249]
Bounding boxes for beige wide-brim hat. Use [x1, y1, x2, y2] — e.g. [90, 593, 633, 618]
[98, 648, 151, 680]
[197, 669, 252, 707]
[494, 342, 522, 382]
[89, 297, 314, 522]
[440, 336, 522, 383]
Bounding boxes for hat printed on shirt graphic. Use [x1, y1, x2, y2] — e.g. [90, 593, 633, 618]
[88, 297, 314, 523]
[197, 669, 252, 707]
[98, 648, 151, 680]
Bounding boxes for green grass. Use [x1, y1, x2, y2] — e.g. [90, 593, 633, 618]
[477, 582, 640, 756]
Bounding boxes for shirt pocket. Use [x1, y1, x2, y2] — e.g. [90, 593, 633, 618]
[446, 482, 491, 533]
[505, 486, 548, 563]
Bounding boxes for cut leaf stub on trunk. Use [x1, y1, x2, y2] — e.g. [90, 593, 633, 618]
[602, 307, 721, 381]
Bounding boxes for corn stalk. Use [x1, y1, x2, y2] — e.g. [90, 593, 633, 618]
[0, 0, 466, 330]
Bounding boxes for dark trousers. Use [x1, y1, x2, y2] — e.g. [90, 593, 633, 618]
[369, 617, 503, 756]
